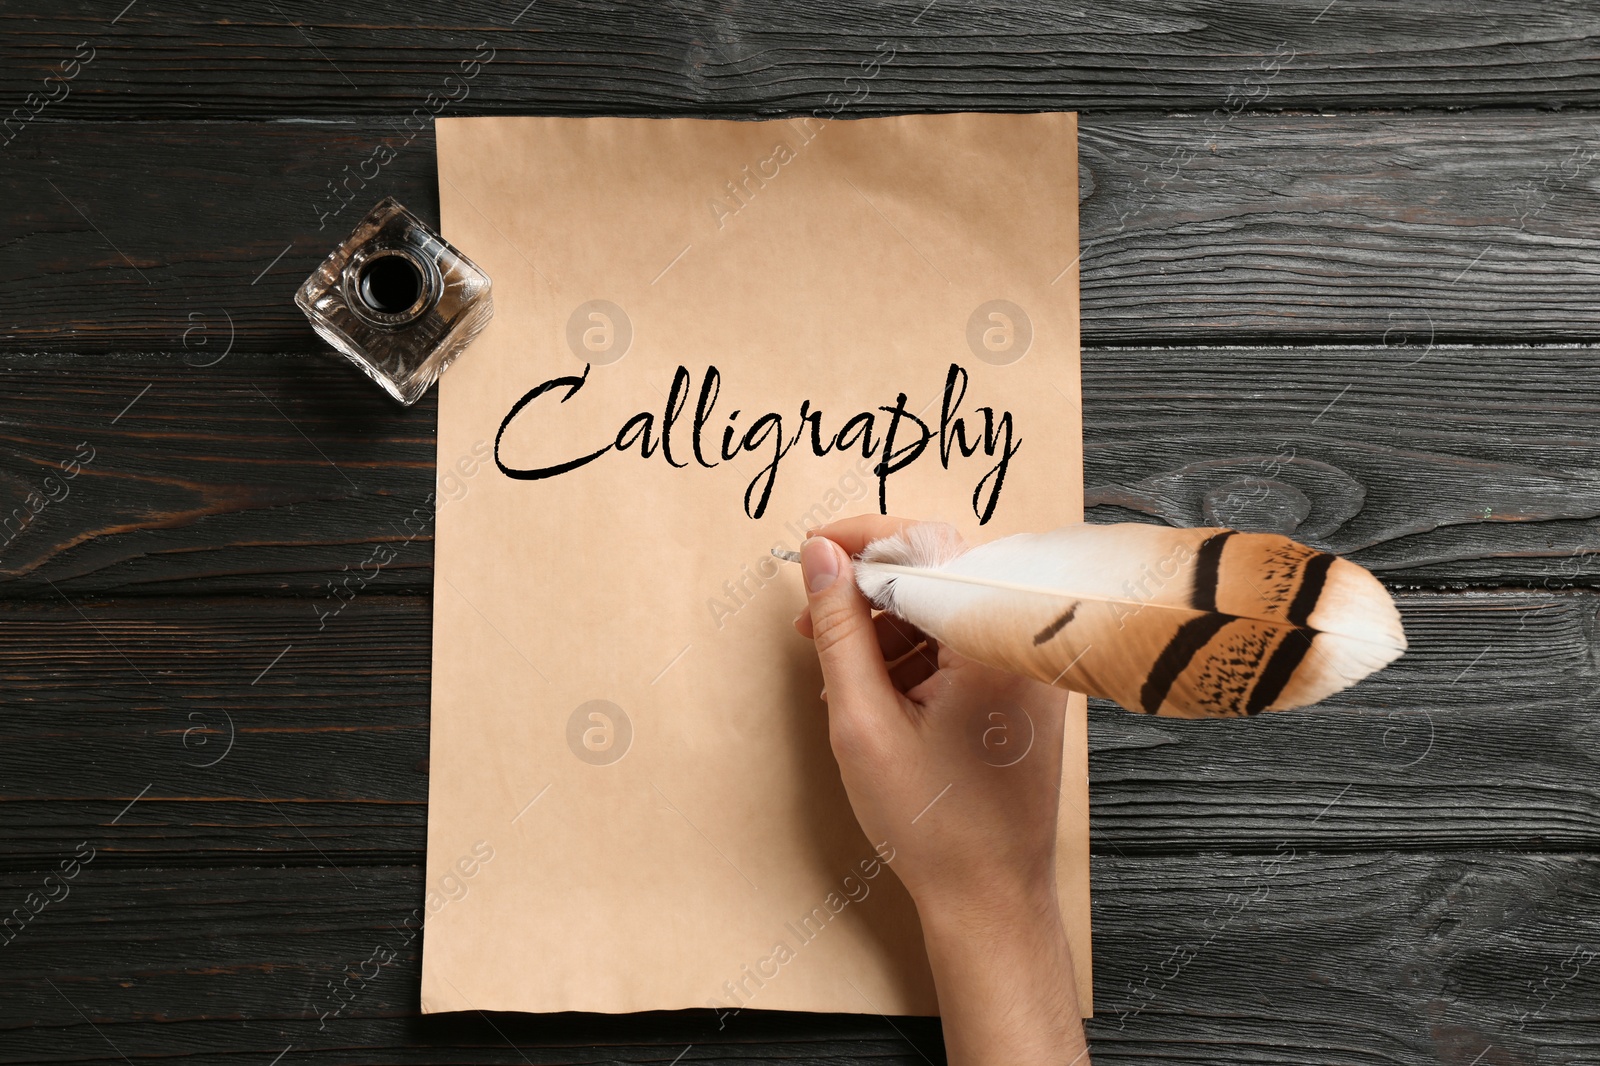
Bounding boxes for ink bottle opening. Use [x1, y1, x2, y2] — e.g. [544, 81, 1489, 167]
[296, 198, 493, 405]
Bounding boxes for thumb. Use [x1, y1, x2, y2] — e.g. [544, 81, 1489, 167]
[801, 536, 896, 709]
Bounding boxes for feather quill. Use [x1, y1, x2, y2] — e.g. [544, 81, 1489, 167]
[850, 522, 1405, 718]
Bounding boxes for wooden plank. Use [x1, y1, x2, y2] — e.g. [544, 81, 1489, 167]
[1078, 117, 1600, 344]
[7, 116, 1600, 351]
[1, 588, 1595, 861]
[1085, 851, 1600, 1062]
[3, 2, 1599, 119]
[0, 354, 437, 596]
[3, 123, 438, 353]
[2, 347, 1596, 596]
[0, 593, 434, 864]
[1080, 345, 1600, 583]
[0, 855, 1594, 1062]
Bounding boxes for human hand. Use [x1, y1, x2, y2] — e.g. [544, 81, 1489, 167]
[793, 515, 1088, 1065]
[793, 514, 1069, 916]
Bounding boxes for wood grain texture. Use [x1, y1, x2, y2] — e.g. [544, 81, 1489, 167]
[0, 353, 436, 595]
[5, 7, 1598, 1060]
[2, 347, 1596, 596]
[2, 123, 438, 353]
[1078, 117, 1600, 344]
[0, 856, 1594, 1063]
[1085, 851, 1600, 1063]
[1080, 345, 1600, 582]
[3, 1, 1599, 119]
[0, 589, 1594, 862]
[8, 116, 1600, 352]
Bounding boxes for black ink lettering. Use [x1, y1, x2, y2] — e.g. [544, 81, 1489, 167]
[797, 400, 834, 457]
[660, 365, 690, 469]
[615, 411, 658, 457]
[939, 362, 981, 464]
[692, 367, 722, 469]
[833, 412, 876, 456]
[874, 393, 931, 513]
[740, 412, 797, 519]
[493, 362, 1020, 522]
[720, 409, 743, 461]
[972, 406, 1021, 524]
[494, 363, 614, 480]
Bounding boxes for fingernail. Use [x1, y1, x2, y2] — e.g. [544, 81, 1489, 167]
[801, 537, 838, 593]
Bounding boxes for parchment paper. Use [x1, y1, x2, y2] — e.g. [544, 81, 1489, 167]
[425, 112, 1089, 1017]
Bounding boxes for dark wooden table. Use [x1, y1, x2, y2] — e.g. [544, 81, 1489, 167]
[3, 4, 1599, 1063]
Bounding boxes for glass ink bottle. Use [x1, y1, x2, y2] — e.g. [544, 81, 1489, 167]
[295, 198, 493, 405]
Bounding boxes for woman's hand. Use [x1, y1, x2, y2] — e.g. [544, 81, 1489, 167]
[793, 515, 1090, 1066]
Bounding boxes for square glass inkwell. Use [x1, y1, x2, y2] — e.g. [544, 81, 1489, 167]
[295, 198, 493, 405]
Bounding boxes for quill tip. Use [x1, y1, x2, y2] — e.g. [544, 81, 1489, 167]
[771, 548, 802, 564]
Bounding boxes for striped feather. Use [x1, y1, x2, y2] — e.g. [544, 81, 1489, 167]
[853, 522, 1406, 718]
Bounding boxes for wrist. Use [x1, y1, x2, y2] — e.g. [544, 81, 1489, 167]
[912, 866, 1062, 942]
[914, 873, 1087, 1065]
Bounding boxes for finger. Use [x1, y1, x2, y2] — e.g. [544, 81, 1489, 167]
[806, 513, 919, 557]
[794, 515, 918, 639]
[801, 536, 898, 713]
[905, 642, 964, 704]
[798, 607, 927, 655]
[874, 612, 928, 663]
[888, 640, 940, 692]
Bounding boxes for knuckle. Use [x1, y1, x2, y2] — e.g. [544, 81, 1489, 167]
[808, 596, 869, 659]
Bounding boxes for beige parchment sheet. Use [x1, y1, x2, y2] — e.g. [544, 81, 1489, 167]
[424, 113, 1089, 1017]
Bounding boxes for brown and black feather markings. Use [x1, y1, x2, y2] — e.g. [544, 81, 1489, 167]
[1287, 552, 1336, 627]
[1032, 603, 1079, 645]
[1189, 530, 1235, 611]
[1140, 613, 1233, 714]
[1252, 539, 1322, 618]
[1247, 629, 1315, 714]
[852, 521, 1407, 719]
[1188, 622, 1278, 717]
